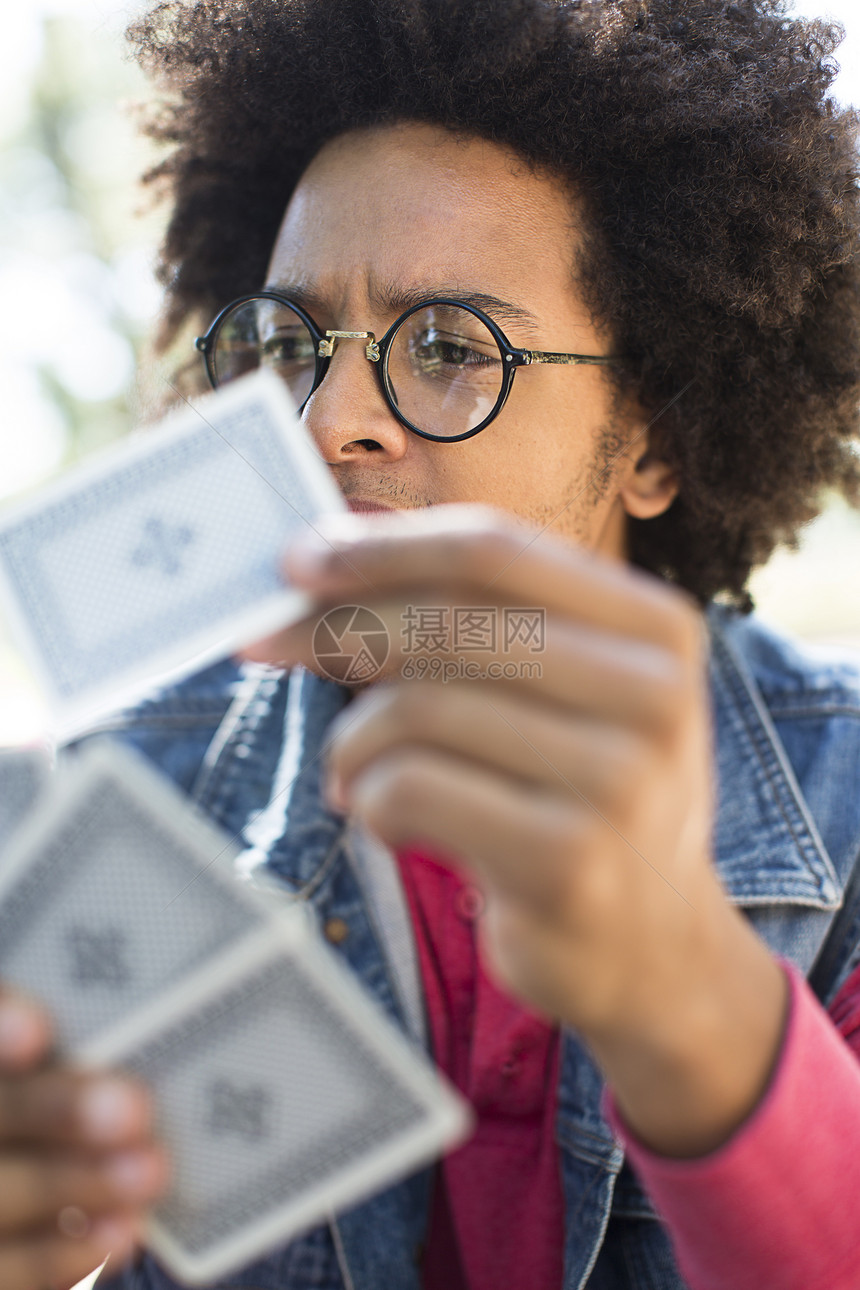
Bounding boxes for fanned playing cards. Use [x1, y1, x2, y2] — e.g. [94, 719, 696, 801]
[0, 371, 473, 1284]
[0, 739, 471, 1284]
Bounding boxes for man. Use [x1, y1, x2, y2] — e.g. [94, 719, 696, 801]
[1, 0, 860, 1287]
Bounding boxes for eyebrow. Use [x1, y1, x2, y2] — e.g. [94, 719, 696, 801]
[263, 279, 543, 339]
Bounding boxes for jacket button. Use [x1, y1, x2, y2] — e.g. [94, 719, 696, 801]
[413, 1241, 425, 1266]
[323, 916, 349, 945]
[455, 884, 485, 921]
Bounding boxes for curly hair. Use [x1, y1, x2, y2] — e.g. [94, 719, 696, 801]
[129, 0, 860, 610]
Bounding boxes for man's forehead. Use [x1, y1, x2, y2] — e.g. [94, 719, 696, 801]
[279, 122, 580, 248]
[267, 125, 590, 335]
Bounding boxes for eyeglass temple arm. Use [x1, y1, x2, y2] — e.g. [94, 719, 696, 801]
[516, 350, 622, 367]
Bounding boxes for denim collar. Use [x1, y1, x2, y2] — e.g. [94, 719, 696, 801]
[707, 605, 840, 908]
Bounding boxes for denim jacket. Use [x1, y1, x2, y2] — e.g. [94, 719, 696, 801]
[93, 602, 860, 1290]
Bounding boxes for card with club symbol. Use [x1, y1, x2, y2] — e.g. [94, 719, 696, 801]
[82, 919, 472, 1285]
[0, 738, 275, 1051]
[0, 370, 345, 734]
[0, 738, 472, 1283]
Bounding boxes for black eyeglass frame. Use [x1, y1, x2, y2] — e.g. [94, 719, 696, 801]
[195, 291, 624, 444]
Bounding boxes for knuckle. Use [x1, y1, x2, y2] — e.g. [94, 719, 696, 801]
[648, 651, 689, 726]
[571, 849, 623, 919]
[353, 753, 430, 831]
[539, 809, 588, 872]
[482, 893, 528, 961]
[6, 1156, 54, 1225]
[388, 683, 440, 736]
[0, 993, 51, 1072]
[599, 728, 650, 795]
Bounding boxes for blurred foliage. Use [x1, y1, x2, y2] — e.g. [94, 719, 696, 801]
[0, 10, 165, 499]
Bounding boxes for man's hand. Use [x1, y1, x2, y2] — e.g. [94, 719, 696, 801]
[246, 505, 788, 1157]
[0, 988, 167, 1290]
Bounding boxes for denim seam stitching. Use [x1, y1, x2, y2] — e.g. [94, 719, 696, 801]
[768, 703, 860, 719]
[191, 672, 277, 809]
[328, 1213, 357, 1290]
[294, 829, 348, 902]
[711, 626, 840, 898]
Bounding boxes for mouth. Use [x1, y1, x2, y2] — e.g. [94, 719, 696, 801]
[345, 498, 396, 514]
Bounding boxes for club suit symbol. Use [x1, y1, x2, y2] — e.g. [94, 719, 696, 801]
[65, 924, 131, 987]
[206, 1078, 272, 1143]
[131, 516, 195, 577]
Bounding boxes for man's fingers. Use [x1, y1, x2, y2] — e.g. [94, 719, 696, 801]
[248, 604, 686, 734]
[0, 1148, 168, 1235]
[0, 1211, 139, 1290]
[0, 1071, 152, 1149]
[328, 681, 648, 809]
[348, 744, 696, 923]
[283, 505, 701, 654]
[345, 744, 596, 917]
[0, 993, 52, 1073]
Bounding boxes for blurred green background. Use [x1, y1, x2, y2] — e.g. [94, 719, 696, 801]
[2, 0, 860, 753]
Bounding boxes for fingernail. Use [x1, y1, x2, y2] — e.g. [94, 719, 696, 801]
[0, 999, 43, 1057]
[80, 1080, 146, 1143]
[107, 1150, 164, 1197]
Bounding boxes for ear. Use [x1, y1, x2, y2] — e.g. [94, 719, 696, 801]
[616, 429, 680, 521]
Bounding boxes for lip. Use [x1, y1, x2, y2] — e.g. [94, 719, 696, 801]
[345, 499, 395, 513]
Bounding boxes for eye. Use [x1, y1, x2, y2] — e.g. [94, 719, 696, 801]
[412, 330, 499, 372]
[260, 330, 316, 365]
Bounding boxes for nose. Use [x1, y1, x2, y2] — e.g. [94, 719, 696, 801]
[302, 339, 410, 464]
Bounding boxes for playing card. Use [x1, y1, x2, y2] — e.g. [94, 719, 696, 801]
[0, 744, 51, 854]
[0, 738, 274, 1051]
[81, 919, 473, 1286]
[0, 370, 345, 733]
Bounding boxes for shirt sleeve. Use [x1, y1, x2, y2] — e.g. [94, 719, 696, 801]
[602, 958, 860, 1290]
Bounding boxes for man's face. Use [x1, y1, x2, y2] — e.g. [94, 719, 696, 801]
[267, 122, 674, 558]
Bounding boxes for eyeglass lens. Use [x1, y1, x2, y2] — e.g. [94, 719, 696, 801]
[211, 298, 319, 407]
[210, 299, 506, 438]
[384, 304, 503, 438]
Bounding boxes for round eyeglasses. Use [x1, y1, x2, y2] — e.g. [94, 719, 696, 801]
[195, 293, 623, 443]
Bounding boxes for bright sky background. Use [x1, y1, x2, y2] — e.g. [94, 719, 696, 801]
[7, 0, 860, 108]
[8, 0, 859, 92]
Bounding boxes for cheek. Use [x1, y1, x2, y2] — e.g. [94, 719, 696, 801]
[403, 370, 624, 534]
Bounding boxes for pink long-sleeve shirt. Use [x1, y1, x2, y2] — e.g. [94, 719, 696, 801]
[395, 845, 860, 1290]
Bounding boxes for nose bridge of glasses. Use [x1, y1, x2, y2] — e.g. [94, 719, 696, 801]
[319, 330, 380, 362]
